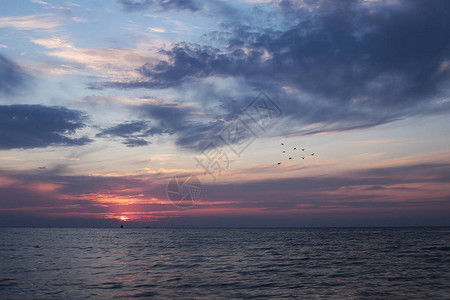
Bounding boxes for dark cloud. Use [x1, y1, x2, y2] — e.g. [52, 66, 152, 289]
[102, 0, 450, 139]
[96, 120, 148, 138]
[138, 44, 224, 88]
[0, 105, 92, 150]
[125, 94, 280, 151]
[124, 138, 150, 147]
[118, 0, 201, 12]
[104, 43, 246, 90]
[0, 53, 30, 95]
[265, 0, 450, 107]
[95, 109, 223, 149]
[145, 126, 174, 136]
[96, 120, 162, 147]
[135, 0, 450, 107]
[139, 103, 190, 126]
[135, 103, 227, 150]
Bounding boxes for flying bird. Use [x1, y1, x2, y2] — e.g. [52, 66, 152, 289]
[277, 162, 281, 165]
[293, 147, 297, 150]
[311, 153, 315, 156]
[301, 157, 305, 159]
[301, 149, 305, 151]
[282, 151, 285, 153]
[289, 157, 292, 160]
[281, 143, 284, 145]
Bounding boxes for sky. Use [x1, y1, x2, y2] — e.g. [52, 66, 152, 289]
[0, 0, 449, 227]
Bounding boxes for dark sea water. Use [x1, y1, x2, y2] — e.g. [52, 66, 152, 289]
[0, 227, 449, 299]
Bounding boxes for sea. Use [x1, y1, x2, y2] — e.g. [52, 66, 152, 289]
[0, 227, 449, 299]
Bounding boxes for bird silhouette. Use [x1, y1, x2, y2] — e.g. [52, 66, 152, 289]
[282, 151, 285, 153]
[311, 153, 315, 156]
[301, 157, 305, 159]
[293, 147, 297, 150]
[301, 149, 305, 151]
[281, 143, 284, 145]
[277, 162, 281, 165]
[289, 157, 292, 160]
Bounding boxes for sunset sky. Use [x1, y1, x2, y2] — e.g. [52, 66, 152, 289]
[0, 0, 449, 227]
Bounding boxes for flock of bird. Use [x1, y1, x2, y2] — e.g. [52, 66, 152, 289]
[277, 143, 314, 165]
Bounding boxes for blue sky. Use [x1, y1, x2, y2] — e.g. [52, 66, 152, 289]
[0, 0, 449, 227]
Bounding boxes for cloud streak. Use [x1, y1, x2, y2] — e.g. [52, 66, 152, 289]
[96, 121, 151, 147]
[0, 13, 61, 30]
[118, 0, 201, 12]
[0, 160, 448, 226]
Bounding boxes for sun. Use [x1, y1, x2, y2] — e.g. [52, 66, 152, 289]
[120, 216, 128, 221]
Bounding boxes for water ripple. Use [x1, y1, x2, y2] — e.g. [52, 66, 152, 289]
[0, 227, 449, 298]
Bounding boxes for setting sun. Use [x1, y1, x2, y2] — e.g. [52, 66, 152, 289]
[120, 216, 128, 221]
